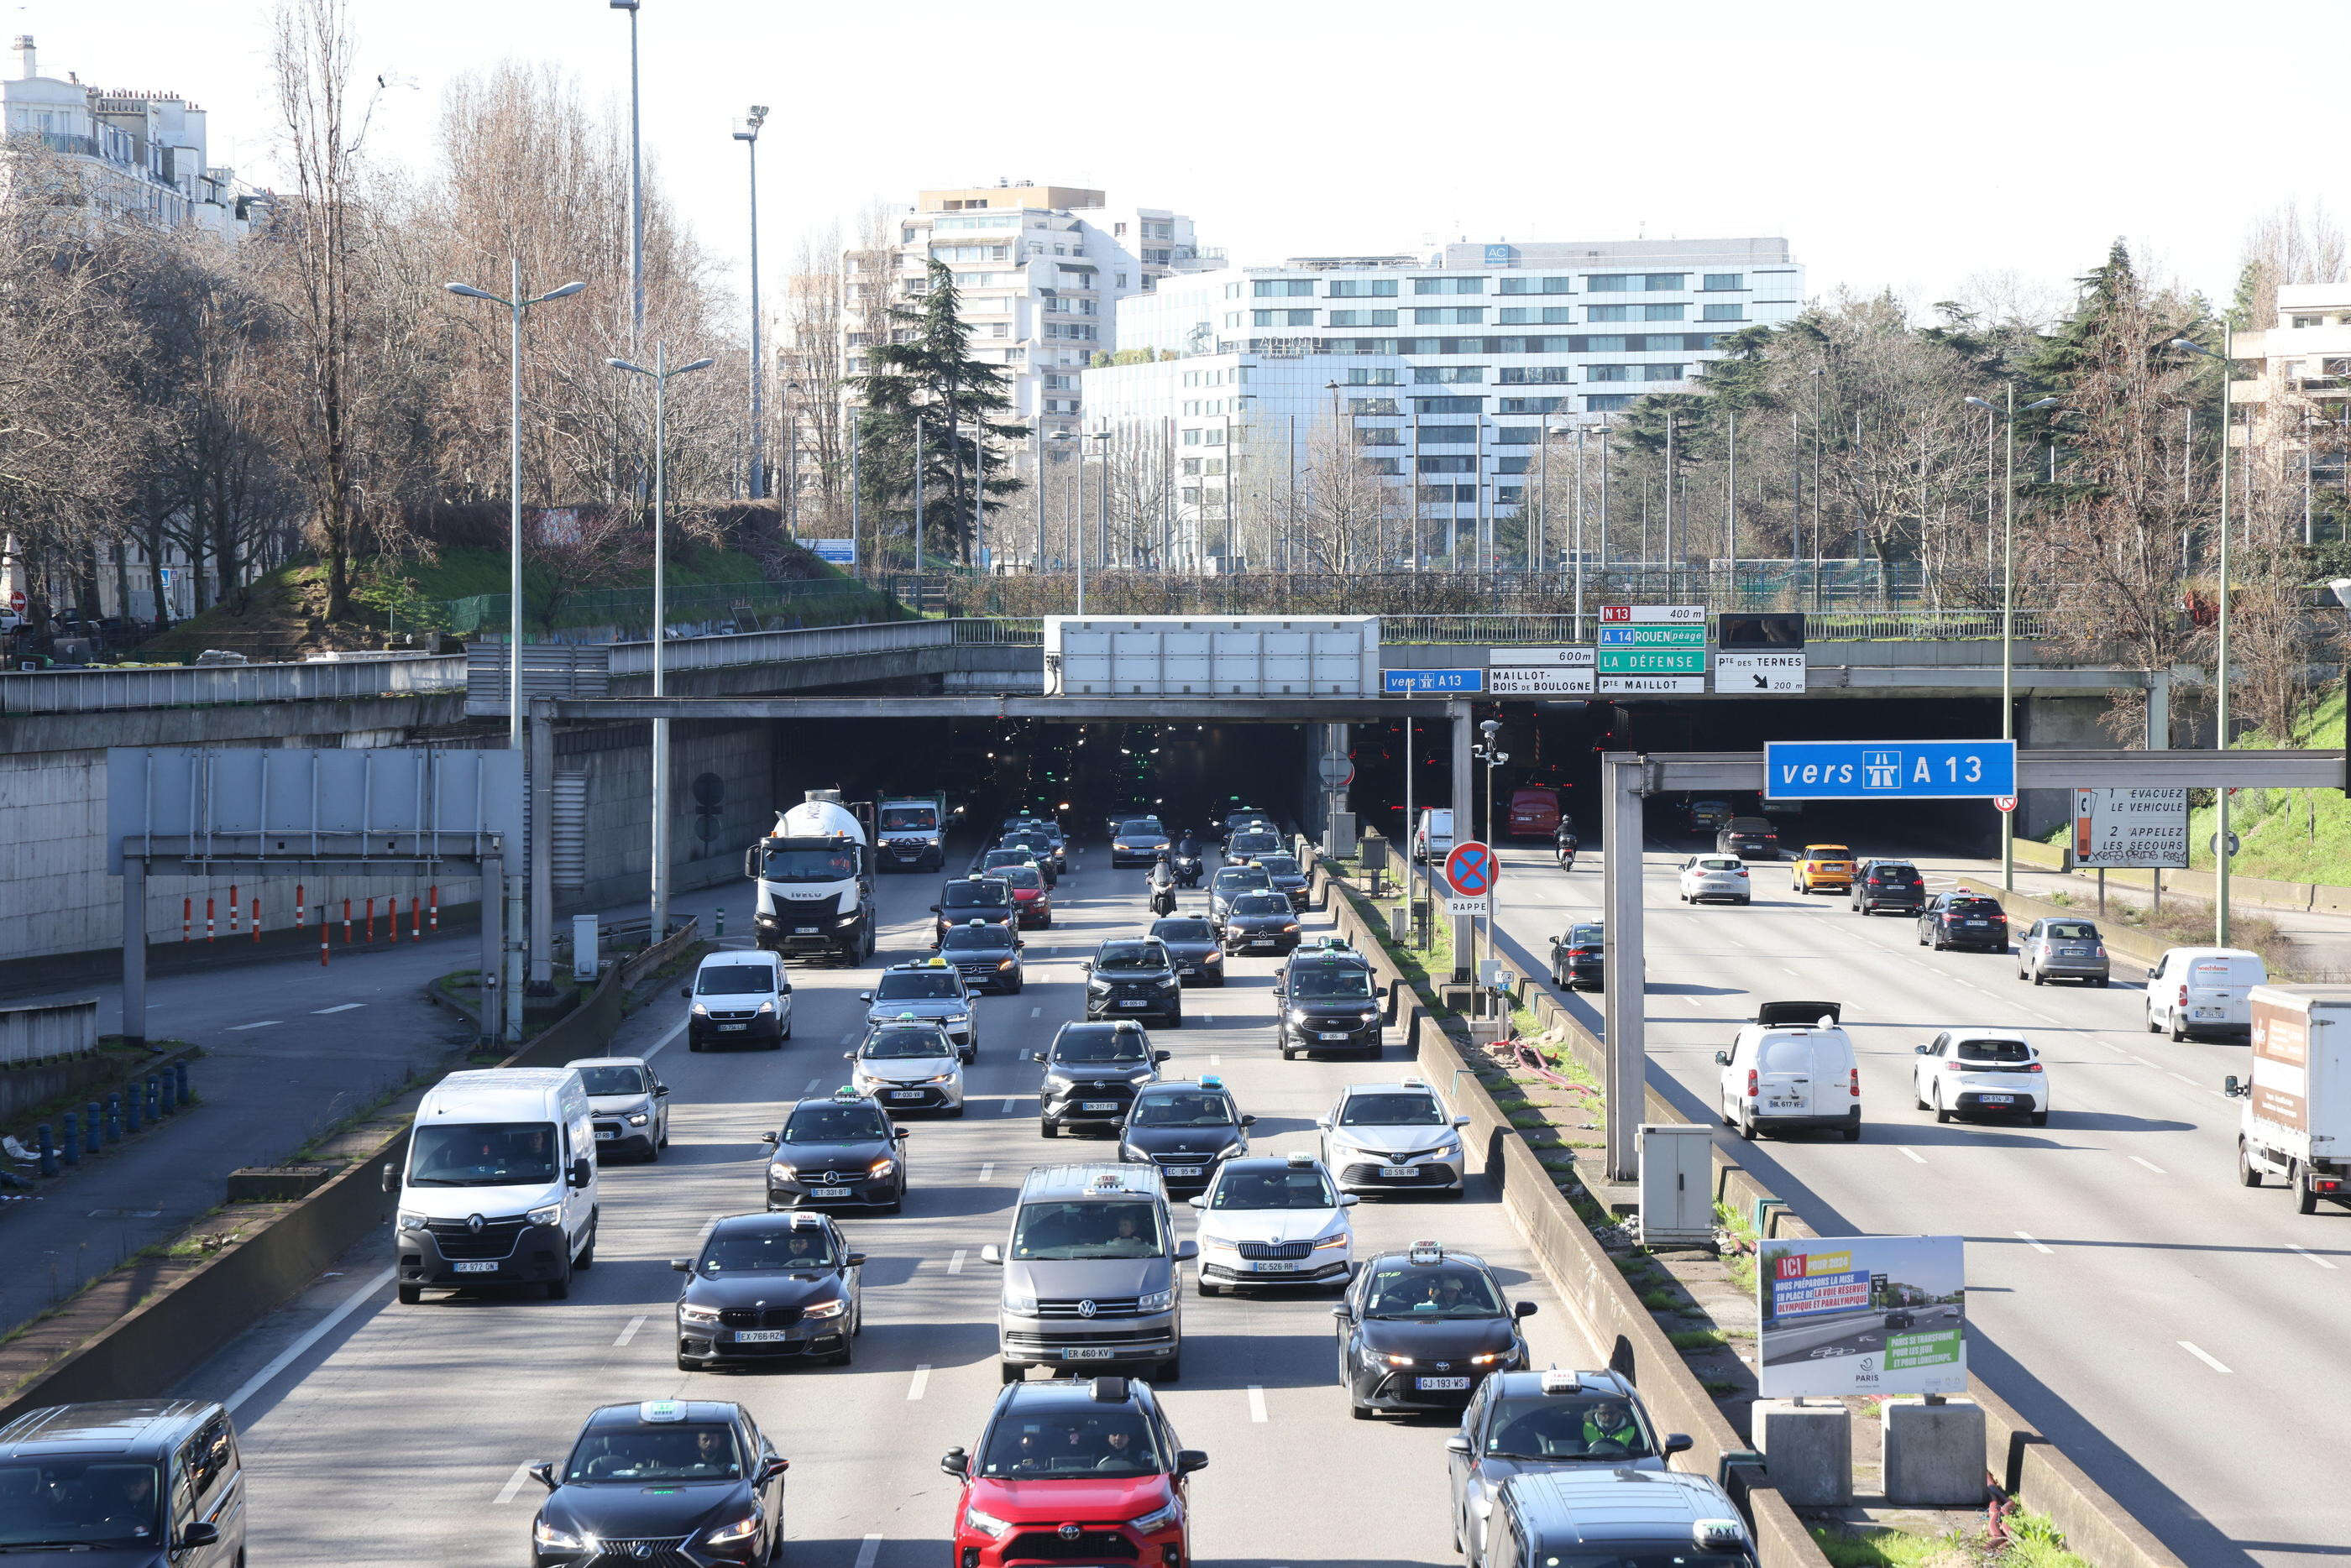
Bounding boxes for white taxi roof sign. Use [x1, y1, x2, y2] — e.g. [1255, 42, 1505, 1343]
[639, 1400, 688, 1424]
[1408, 1241, 1445, 1264]
[1538, 1368, 1584, 1394]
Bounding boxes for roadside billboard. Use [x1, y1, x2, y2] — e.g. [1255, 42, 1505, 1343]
[1757, 1235, 1967, 1398]
[2070, 787, 2189, 869]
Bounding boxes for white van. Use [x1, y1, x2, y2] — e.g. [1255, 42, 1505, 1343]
[2146, 947, 2267, 1041]
[384, 1068, 600, 1304]
[1412, 808, 1456, 865]
[1715, 1001, 1861, 1141]
[683, 949, 793, 1050]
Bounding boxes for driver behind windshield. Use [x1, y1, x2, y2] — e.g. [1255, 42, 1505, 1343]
[409, 1122, 558, 1185]
[1053, 1029, 1149, 1064]
[780, 1105, 889, 1143]
[1483, 1395, 1652, 1459]
[1290, 967, 1371, 1001]
[701, 1225, 836, 1271]
[1133, 1091, 1235, 1127]
[1094, 943, 1167, 972]
[862, 1027, 950, 1059]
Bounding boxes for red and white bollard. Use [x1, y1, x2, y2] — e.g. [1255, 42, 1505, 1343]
[206, 897, 215, 943]
[228, 884, 239, 937]
[251, 896, 259, 943]
[182, 897, 191, 943]
[365, 896, 376, 943]
[429, 886, 439, 935]
[343, 899, 353, 945]
[296, 886, 306, 928]
[318, 907, 329, 967]
[411, 894, 422, 942]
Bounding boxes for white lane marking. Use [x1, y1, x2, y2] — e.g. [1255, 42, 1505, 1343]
[999, 1095, 1019, 1115]
[1030, 1006, 1042, 1018]
[2166, 1071, 2197, 1087]
[2128, 1156, 2167, 1175]
[1248, 1384, 1267, 1423]
[854, 1536, 882, 1568]
[2178, 1341, 2233, 1374]
[311, 1003, 364, 1014]
[907, 1364, 932, 1401]
[227, 1265, 397, 1413]
[839, 1030, 861, 1046]
[224, 1020, 282, 1032]
[949, 1249, 967, 1275]
[641, 1017, 688, 1063]
[1210, 1054, 1222, 1066]
[804, 1077, 824, 1095]
[979, 1163, 995, 1180]
[2014, 1231, 2053, 1255]
[615, 1315, 647, 1346]
[1898, 1147, 1926, 1165]
[495, 1460, 537, 1504]
[2291, 1246, 2337, 1270]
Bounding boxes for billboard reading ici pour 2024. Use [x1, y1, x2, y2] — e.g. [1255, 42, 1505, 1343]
[1757, 1236, 1968, 1398]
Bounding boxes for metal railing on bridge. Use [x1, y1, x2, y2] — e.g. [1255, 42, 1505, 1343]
[0, 654, 468, 716]
[1381, 609, 2062, 645]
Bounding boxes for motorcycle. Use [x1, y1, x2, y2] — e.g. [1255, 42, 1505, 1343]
[1555, 834, 1579, 872]
[1149, 881, 1178, 917]
[1171, 852, 1203, 888]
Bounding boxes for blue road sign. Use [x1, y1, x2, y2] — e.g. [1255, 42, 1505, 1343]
[1765, 740, 2016, 801]
[1383, 668, 1484, 695]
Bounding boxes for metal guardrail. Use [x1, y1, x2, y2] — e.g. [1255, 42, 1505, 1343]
[469, 619, 979, 715]
[1382, 610, 2060, 645]
[0, 655, 467, 715]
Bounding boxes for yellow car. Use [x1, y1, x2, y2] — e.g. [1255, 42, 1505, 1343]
[1791, 844, 1856, 894]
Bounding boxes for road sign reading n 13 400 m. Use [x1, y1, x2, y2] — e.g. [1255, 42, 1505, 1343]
[1765, 740, 2017, 800]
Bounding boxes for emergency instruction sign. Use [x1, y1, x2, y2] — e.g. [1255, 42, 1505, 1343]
[2070, 787, 2188, 869]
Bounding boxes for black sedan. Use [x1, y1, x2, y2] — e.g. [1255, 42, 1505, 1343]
[1259, 852, 1312, 910]
[1334, 1244, 1534, 1419]
[1119, 1079, 1254, 1194]
[1149, 915, 1226, 986]
[931, 875, 1016, 943]
[673, 1211, 865, 1370]
[1547, 923, 1605, 991]
[1918, 892, 2010, 953]
[530, 1399, 788, 1567]
[1219, 891, 1301, 956]
[761, 1092, 909, 1213]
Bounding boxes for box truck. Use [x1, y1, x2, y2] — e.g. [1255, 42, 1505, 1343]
[2227, 984, 2351, 1213]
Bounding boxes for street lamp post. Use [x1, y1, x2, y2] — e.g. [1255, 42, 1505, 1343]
[608, 344, 715, 942]
[609, 0, 645, 350]
[732, 107, 768, 500]
[1089, 429, 1110, 609]
[444, 262, 586, 1042]
[1962, 386, 2060, 892]
[2173, 330, 2237, 944]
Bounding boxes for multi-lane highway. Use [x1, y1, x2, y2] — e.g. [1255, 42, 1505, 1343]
[175, 841, 1606, 1568]
[1485, 832, 2348, 1568]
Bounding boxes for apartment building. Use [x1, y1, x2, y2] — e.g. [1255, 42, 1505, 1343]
[2229, 280, 2351, 494]
[845, 181, 1216, 435]
[0, 36, 259, 241]
[1081, 238, 1801, 566]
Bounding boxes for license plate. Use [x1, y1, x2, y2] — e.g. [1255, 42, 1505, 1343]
[1768, 1100, 1801, 1110]
[452, 1261, 498, 1274]
[1380, 1165, 1415, 1178]
[1081, 1100, 1118, 1112]
[1976, 1095, 2014, 1105]
[1965, 921, 1988, 928]
[733, 1330, 791, 1343]
[1318, 1031, 1353, 1041]
[887, 1090, 923, 1100]
[594, 1128, 617, 1140]
[2194, 1009, 2217, 1019]
[1177, 966, 1197, 975]
[719, 1022, 748, 1032]
[1253, 1259, 1301, 1273]
[1249, 938, 1275, 949]
[794, 925, 819, 934]
[1416, 1376, 1470, 1391]
[1060, 1347, 1118, 1360]
[1119, 999, 1149, 1009]
[1165, 1166, 1203, 1177]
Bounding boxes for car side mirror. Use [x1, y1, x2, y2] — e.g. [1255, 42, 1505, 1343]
[1330, 1303, 1354, 1320]
[1155, 1050, 1172, 1063]
[529, 1461, 558, 1492]
[1176, 1449, 1209, 1475]
[1452, 1115, 1469, 1128]
[1914, 1045, 1931, 1055]
[653, 1083, 670, 1096]
[979, 1244, 1003, 1265]
[760, 1130, 778, 1144]
[568, 1158, 593, 1189]
[380, 1162, 399, 1194]
[843, 1052, 855, 1061]
[1712, 1051, 1731, 1066]
[1240, 1114, 1258, 1126]
[928, 905, 940, 913]
[939, 1448, 969, 1477]
[897, 1127, 911, 1138]
[1029, 1051, 1046, 1064]
[1316, 1116, 1332, 1129]
[1513, 1301, 1538, 1319]
[857, 991, 873, 1002]
[1016, 941, 1026, 949]
[1175, 1239, 1198, 1261]
[1080, 959, 1093, 972]
[1187, 1195, 1207, 1209]
[1338, 1193, 1359, 1207]
[759, 1456, 790, 1482]
[671, 1257, 692, 1272]
[678, 985, 692, 999]
[846, 1252, 867, 1267]
[176, 1522, 222, 1550]
[1445, 1435, 1472, 1456]
[1665, 1433, 1694, 1456]
[2224, 1075, 2247, 1098]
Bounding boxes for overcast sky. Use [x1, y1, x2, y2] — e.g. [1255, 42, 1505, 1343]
[25, 0, 2349, 318]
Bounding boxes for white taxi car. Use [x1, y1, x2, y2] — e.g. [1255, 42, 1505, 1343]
[1189, 1152, 1356, 1295]
[845, 1017, 966, 1116]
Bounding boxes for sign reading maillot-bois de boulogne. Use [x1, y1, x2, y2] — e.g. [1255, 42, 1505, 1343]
[1757, 1235, 1967, 1398]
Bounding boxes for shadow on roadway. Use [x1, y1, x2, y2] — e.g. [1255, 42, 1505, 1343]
[2043, 1110, 2198, 1134]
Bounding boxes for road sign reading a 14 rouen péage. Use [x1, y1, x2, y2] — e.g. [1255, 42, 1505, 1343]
[1764, 740, 2017, 801]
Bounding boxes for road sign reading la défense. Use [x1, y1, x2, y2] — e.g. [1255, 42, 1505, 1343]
[1758, 1235, 1967, 1398]
[1384, 668, 1484, 695]
[1443, 840, 1498, 901]
[1764, 740, 2017, 801]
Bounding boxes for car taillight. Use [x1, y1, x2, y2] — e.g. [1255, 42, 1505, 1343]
[1943, 1060, 1962, 1072]
[2093, 946, 2107, 958]
[1746, 1069, 1759, 1097]
[2025, 1062, 2043, 1073]
[2178, 985, 2190, 1006]
[1850, 1069, 1861, 1097]
[1734, 868, 1748, 877]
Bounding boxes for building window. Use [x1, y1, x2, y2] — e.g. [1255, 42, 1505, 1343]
[1203, 428, 1226, 446]
[1587, 364, 1630, 382]
[1587, 274, 1635, 292]
[1491, 426, 1540, 445]
[1223, 312, 1242, 327]
[1413, 277, 1485, 295]
[1181, 457, 1202, 476]
[1644, 274, 1687, 290]
[1499, 276, 1574, 295]
[1223, 282, 1243, 298]
[1499, 367, 1574, 384]
[1701, 304, 1745, 321]
[1328, 278, 1399, 297]
[1414, 366, 1486, 384]
[1045, 374, 1075, 389]
[1416, 483, 1478, 504]
[1355, 426, 1403, 446]
[1642, 363, 1686, 381]
[1182, 486, 1202, 504]
[1203, 459, 1225, 476]
[1495, 456, 1531, 475]
[1499, 396, 1568, 414]
[1417, 455, 1477, 473]
[1361, 457, 1405, 476]
[1419, 426, 1477, 445]
[1500, 306, 1576, 326]
[1412, 396, 1484, 414]
[1328, 309, 1399, 327]
[1495, 484, 1526, 505]
[1253, 278, 1314, 296]
[1348, 397, 1401, 415]
[932, 244, 1011, 262]
[1347, 368, 1402, 385]
[1182, 429, 1202, 445]
[1585, 394, 1634, 411]
[1702, 273, 1745, 290]
[1414, 306, 1486, 325]
[1642, 304, 1686, 321]
[1586, 305, 1630, 321]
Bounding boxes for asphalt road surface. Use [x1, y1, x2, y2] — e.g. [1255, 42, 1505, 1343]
[174, 843, 1610, 1568]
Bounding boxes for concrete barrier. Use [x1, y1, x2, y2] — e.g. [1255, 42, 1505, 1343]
[1953, 879, 2170, 973]
[0, 999, 98, 1067]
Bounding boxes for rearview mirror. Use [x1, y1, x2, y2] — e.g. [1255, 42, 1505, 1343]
[176, 1523, 222, 1550]
[979, 1244, 1003, 1265]
[1176, 1449, 1209, 1475]
[1513, 1301, 1538, 1319]
[380, 1162, 398, 1194]
[1188, 1195, 1207, 1209]
[846, 1252, 867, 1267]
[939, 1448, 969, 1477]
[760, 1130, 778, 1144]
[670, 1257, 692, 1272]
[529, 1461, 558, 1491]
[857, 991, 873, 1002]
[1665, 1433, 1694, 1456]
[1155, 1050, 1172, 1063]
[1175, 1239, 1198, 1261]
[843, 1052, 855, 1061]
[2223, 1075, 2247, 1098]
[1029, 1051, 1046, 1064]
[1338, 1193, 1359, 1206]
[1445, 1435, 1472, 1456]
[1452, 1115, 1469, 1128]
[1712, 1051, 1731, 1066]
[1329, 1303, 1353, 1320]
[1914, 1045, 1930, 1055]
[678, 985, 691, 1000]
[568, 1158, 593, 1189]
[1240, 1114, 1257, 1126]
[759, 1456, 790, 1482]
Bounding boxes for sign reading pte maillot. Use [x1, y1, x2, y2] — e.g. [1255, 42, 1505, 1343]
[1763, 740, 2017, 801]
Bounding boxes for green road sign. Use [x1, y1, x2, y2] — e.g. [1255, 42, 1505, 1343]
[1597, 649, 1708, 674]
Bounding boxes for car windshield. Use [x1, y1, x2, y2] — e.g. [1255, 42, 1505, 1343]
[1119, 818, 1165, 836]
[1212, 1167, 1338, 1209]
[576, 1065, 647, 1096]
[1095, 943, 1167, 973]
[701, 1225, 837, 1272]
[877, 973, 961, 1001]
[758, 846, 859, 883]
[1364, 1262, 1506, 1318]
[1693, 857, 1740, 871]
[978, 1409, 1164, 1478]
[1341, 1092, 1445, 1126]
[563, 1426, 741, 1484]
[1231, 895, 1290, 917]
[1259, 855, 1301, 877]
[1870, 865, 1919, 882]
[1291, 966, 1374, 1001]
[1568, 925, 1605, 947]
[879, 807, 936, 831]
[982, 851, 1032, 870]
[943, 928, 1013, 953]
[1132, 1091, 1237, 1128]
[1481, 1394, 1654, 1459]
[1956, 1038, 2033, 1063]
[1011, 1198, 1165, 1259]
[407, 1121, 559, 1187]
[1806, 846, 1850, 859]
[0, 1460, 162, 1548]
[1002, 867, 1044, 891]
[1215, 868, 1271, 889]
[1152, 919, 1214, 943]
[696, 964, 777, 996]
[2045, 921, 2098, 940]
[782, 1105, 890, 1143]
[863, 1028, 950, 1060]
[1054, 1029, 1150, 1064]
[943, 882, 1010, 909]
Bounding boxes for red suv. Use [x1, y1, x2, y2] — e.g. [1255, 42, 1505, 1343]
[942, 1375, 1206, 1568]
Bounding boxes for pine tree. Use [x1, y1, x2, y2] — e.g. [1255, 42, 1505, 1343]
[855, 259, 1028, 567]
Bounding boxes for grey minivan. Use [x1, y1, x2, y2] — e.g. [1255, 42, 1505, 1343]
[981, 1163, 1195, 1384]
[0, 1401, 244, 1568]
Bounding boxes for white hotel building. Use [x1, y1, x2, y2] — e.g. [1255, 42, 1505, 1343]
[1080, 238, 1802, 567]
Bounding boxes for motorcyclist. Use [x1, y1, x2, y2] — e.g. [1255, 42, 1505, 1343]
[1172, 831, 1202, 887]
[1148, 851, 1177, 913]
[1554, 820, 1579, 869]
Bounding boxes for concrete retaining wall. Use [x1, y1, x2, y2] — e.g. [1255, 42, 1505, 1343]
[0, 1042, 202, 1130]
[2008, 832, 2351, 917]
[0, 999, 97, 1066]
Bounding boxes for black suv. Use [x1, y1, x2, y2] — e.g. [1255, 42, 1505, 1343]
[1083, 938, 1183, 1026]
[1032, 1022, 1170, 1137]
[1715, 816, 1780, 860]
[1275, 949, 1389, 1059]
[931, 874, 1015, 943]
[1850, 858, 1926, 916]
[1919, 891, 2010, 953]
[0, 1400, 244, 1565]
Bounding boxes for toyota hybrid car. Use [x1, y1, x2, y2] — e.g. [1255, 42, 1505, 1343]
[672, 1211, 864, 1370]
[761, 1090, 909, 1213]
[1190, 1152, 1356, 1295]
[1147, 915, 1225, 985]
[1034, 1022, 1171, 1137]
[846, 1019, 966, 1116]
[940, 1376, 1207, 1568]
[1082, 938, 1184, 1027]
[860, 959, 978, 1061]
[528, 1400, 788, 1568]
[1333, 1242, 1536, 1419]
[1118, 1076, 1254, 1195]
[1317, 1079, 1470, 1196]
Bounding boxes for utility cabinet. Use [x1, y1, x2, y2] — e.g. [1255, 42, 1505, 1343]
[1638, 1123, 1716, 1247]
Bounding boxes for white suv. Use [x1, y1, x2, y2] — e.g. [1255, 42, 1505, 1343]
[1188, 1152, 1356, 1295]
[1677, 855, 1751, 906]
[1911, 1030, 2049, 1126]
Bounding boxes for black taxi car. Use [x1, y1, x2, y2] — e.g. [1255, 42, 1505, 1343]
[760, 1089, 909, 1213]
[529, 1400, 788, 1567]
[931, 874, 1016, 944]
[673, 1210, 865, 1371]
[1275, 943, 1387, 1059]
[1333, 1241, 1536, 1419]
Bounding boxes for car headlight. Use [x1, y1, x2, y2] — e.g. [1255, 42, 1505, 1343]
[1217, 1142, 1246, 1160]
[1138, 1288, 1175, 1312]
[397, 1210, 426, 1231]
[1131, 1500, 1182, 1534]
[1288, 1008, 1312, 1025]
[1201, 1232, 1239, 1252]
[869, 1157, 898, 1177]
[768, 1162, 796, 1181]
[624, 1111, 649, 1126]
[923, 1072, 958, 1085]
[1202, 949, 1223, 963]
[945, 1013, 970, 1025]
[963, 1503, 1013, 1540]
[1468, 1351, 1507, 1366]
[1045, 1073, 1076, 1090]
[1158, 976, 1179, 990]
[533, 1518, 589, 1550]
[678, 1302, 722, 1325]
[1373, 1350, 1416, 1367]
[757, 1001, 775, 1014]
[1283, 923, 1301, 933]
[801, 1298, 848, 1320]
[701, 1509, 762, 1545]
[690, 1001, 710, 1016]
[1006, 1293, 1040, 1316]
[997, 959, 1017, 970]
[835, 914, 860, 927]
[1088, 979, 1112, 992]
[1358, 1009, 1380, 1023]
[526, 1203, 563, 1227]
[1128, 1071, 1156, 1085]
[1313, 1231, 1351, 1250]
